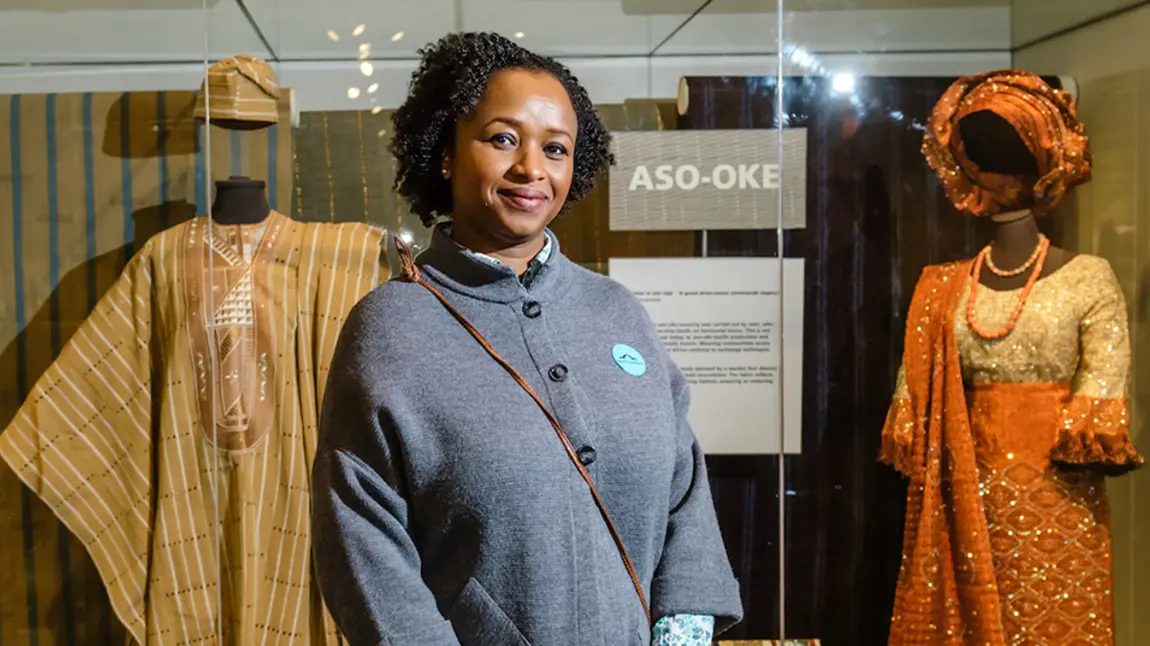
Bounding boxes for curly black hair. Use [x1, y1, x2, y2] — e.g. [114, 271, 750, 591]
[390, 31, 614, 227]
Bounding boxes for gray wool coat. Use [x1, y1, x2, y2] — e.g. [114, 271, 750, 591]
[311, 227, 743, 646]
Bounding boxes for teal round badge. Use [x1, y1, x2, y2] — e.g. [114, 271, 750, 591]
[612, 344, 647, 377]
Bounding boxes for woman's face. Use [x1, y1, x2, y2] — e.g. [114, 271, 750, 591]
[446, 68, 578, 246]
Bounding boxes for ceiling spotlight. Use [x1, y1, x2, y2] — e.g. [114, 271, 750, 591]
[377, 128, 388, 138]
[391, 31, 405, 42]
[360, 61, 374, 76]
[514, 31, 525, 39]
[831, 72, 856, 94]
[348, 87, 361, 99]
[367, 83, 379, 94]
[327, 30, 340, 42]
[358, 43, 372, 60]
[353, 24, 366, 37]
[372, 106, 383, 115]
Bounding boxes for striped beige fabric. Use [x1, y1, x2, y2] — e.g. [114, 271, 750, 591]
[0, 211, 389, 645]
[195, 55, 281, 127]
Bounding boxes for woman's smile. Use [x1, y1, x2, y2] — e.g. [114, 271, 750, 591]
[496, 186, 551, 213]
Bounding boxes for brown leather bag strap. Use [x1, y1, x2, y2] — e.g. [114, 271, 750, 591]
[393, 235, 653, 627]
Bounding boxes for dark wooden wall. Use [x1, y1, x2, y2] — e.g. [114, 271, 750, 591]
[680, 75, 1069, 645]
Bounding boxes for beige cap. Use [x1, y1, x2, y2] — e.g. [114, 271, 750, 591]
[195, 55, 281, 129]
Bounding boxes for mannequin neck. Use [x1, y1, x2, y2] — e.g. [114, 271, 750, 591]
[976, 208, 1076, 290]
[987, 209, 1041, 268]
[211, 176, 270, 225]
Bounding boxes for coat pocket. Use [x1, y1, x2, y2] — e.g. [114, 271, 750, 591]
[449, 578, 531, 646]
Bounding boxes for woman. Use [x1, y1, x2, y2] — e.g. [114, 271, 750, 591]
[311, 32, 743, 646]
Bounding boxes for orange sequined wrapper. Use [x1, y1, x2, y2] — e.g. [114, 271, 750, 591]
[922, 69, 1091, 217]
[969, 384, 1122, 644]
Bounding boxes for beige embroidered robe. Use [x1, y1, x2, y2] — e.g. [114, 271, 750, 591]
[0, 210, 389, 645]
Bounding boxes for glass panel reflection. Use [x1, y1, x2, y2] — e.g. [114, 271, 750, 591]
[1015, 4, 1150, 645]
[0, 1, 213, 644]
[7, 1, 1146, 644]
[778, 1, 1150, 645]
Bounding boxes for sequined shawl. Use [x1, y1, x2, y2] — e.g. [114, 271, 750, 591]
[922, 69, 1091, 217]
[881, 260, 1006, 645]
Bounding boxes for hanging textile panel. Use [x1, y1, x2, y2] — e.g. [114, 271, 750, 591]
[0, 89, 293, 646]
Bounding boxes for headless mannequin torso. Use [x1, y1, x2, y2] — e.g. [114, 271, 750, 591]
[958, 111, 1076, 291]
[211, 176, 270, 226]
[980, 209, 1076, 291]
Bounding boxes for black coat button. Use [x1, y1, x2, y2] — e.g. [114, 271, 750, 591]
[523, 301, 542, 318]
[548, 364, 568, 382]
[577, 446, 597, 466]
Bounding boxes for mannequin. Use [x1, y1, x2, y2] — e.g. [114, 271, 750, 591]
[957, 110, 1075, 290]
[0, 56, 390, 646]
[193, 52, 280, 227]
[883, 70, 1141, 646]
[211, 176, 270, 225]
[0, 199, 390, 646]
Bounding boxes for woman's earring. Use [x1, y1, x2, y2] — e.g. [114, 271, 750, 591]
[441, 168, 449, 178]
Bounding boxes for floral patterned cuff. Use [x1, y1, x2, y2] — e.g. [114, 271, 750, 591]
[652, 614, 715, 645]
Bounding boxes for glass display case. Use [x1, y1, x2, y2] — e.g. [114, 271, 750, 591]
[1, 1, 1148, 644]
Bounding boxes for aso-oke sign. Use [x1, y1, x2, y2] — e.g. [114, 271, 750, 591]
[609, 129, 808, 231]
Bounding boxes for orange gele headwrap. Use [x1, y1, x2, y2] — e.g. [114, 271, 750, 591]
[922, 69, 1092, 217]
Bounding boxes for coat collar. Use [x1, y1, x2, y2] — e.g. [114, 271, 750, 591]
[415, 224, 570, 303]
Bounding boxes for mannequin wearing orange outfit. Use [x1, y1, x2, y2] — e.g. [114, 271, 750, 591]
[882, 70, 1142, 646]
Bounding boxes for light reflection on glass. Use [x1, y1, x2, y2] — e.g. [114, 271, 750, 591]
[832, 73, 856, 94]
[348, 87, 361, 99]
[327, 29, 340, 42]
[780, 45, 922, 131]
[368, 83, 380, 94]
[392, 31, 405, 42]
[783, 43, 826, 76]
[353, 24, 366, 37]
[360, 61, 375, 76]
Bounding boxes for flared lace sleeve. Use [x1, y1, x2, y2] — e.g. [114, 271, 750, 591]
[1051, 260, 1142, 472]
[880, 361, 917, 476]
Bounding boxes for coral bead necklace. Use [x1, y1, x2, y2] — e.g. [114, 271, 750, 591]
[967, 234, 1050, 340]
[984, 234, 1047, 277]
